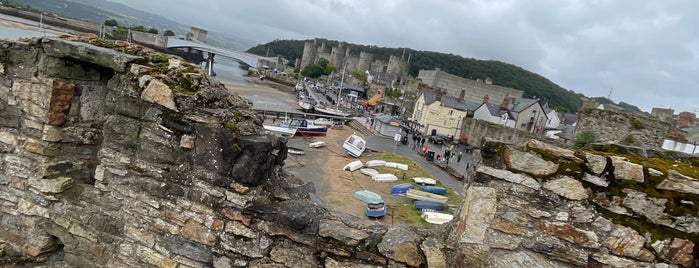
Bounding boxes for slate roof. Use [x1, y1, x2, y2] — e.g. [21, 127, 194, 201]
[509, 98, 539, 112]
[480, 102, 515, 119]
[421, 91, 479, 111]
[375, 113, 399, 124]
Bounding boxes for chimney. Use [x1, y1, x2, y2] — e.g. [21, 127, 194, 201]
[436, 92, 442, 102]
[500, 92, 510, 109]
[459, 90, 465, 101]
[483, 94, 489, 104]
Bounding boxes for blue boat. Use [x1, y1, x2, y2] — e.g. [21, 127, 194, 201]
[414, 201, 445, 211]
[365, 202, 386, 218]
[390, 183, 415, 195]
[419, 186, 447, 195]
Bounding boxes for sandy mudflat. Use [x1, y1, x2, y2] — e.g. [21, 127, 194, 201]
[0, 18, 67, 36]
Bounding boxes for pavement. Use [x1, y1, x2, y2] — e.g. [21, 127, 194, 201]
[365, 135, 475, 196]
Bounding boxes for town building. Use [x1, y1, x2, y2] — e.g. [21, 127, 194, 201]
[417, 68, 523, 106]
[472, 96, 548, 134]
[411, 91, 480, 138]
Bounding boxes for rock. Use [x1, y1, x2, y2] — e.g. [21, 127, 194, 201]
[570, 204, 596, 223]
[224, 221, 257, 239]
[656, 170, 699, 195]
[454, 186, 498, 244]
[542, 176, 588, 200]
[592, 217, 613, 232]
[325, 257, 378, 268]
[377, 225, 424, 267]
[48, 80, 75, 126]
[318, 219, 369, 247]
[585, 153, 608, 175]
[648, 168, 664, 177]
[269, 239, 320, 268]
[487, 250, 566, 268]
[610, 156, 644, 182]
[476, 166, 541, 190]
[527, 139, 583, 163]
[522, 235, 590, 266]
[652, 238, 695, 268]
[180, 134, 195, 149]
[22, 231, 57, 257]
[592, 193, 632, 216]
[504, 147, 559, 177]
[161, 234, 213, 263]
[228, 135, 276, 186]
[538, 221, 599, 248]
[591, 253, 644, 268]
[582, 173, 609, 187]
[180, 218, 216, 247]
[28, 176, 74, 193]
[604, 225, 655, 262]
[420, 238, 446, 268]
[486, 228, 524, 250]
[622, 189, 673, 227]
[219, 233, 271, 258]
[141, 79, 179, 112]
[555, 212, 569, 222]
[41, 37, 142, 72]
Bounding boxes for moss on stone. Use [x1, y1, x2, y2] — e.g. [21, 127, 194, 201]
[596, 205, 698, 243]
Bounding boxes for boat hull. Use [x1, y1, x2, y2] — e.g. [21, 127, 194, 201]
[390, 183, 415, 195]
[343, 133, 366, 158]
[354, 190, 383, 203]
[405, 189, 448, 204]
[421, 211, 454, 224]
[365, 202, 386, 218]
[296, 127, 327, 136]
[414, 201, 445, 211]
[419, 186, 447, 195]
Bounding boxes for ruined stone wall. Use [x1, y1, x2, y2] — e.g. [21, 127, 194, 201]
[460, 117, 565, 148]
[576, 108, 673, 149]
[2, 37, 696, 268]
[417, 69, 524, 105]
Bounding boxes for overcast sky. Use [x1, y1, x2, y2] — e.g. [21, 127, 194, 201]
[111, 0, 699, 114]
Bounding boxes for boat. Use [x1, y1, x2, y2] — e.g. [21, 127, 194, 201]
[385, 162, 408, 171]
[390, 183, 415, 195]
[342, 133, 366, 158]
[354, 190, 383, 203]
[366, 160, 386, 167]
[413, 201, 445, 211]
[359, 168, 379, 177]
[281, 118, 327, 136]
[365, 202, 386, 218]
[343, 160, 364, 171]
[308, 141, 326, 148]
[297, 100, 315, 113]
[419, 186, 447, 195]
[412, 177, 437, 185]
[313, 118, 335, 126]
[288, 147, 305, 155]
[263, 125, 297, 137]
[372, 174, 398, 183]
[421, 211, 454, 225]
[315, 106, 351, 117]
[405, 189, 448, 204]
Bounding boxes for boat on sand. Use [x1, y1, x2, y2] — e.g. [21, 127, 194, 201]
[365, 202, 386, 218]
[354, 190, 383, 203]
[421, 211, 454, 224]
[342, 133, 366, 158]
[405, 189, 448, 204]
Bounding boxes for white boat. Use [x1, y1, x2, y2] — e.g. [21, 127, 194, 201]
[263, 125, 297, 137]
[315, 106, 351, 117]
[313, 118, 335, 126]
[413, 177, 437, 185]
[359, 168, 379, 177]
[405, 189, 448, 204]
[372, 174, 398, 182]
[421, 211, 454, 225]
[342, 133, 366, 158]
[385, 162, 408, 171]
[308, 141, 326, 148]
[288, 147, 305, 155]
[365, 160, 386, 167]
[343, 160, 364, 171]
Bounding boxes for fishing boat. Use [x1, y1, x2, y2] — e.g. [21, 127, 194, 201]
[412, 177, 437, 185]
[315, 106, 351, 117]
[288, 147, 305, 155]
[390, 183, 415, 195]
[365, 202, 386, 218]
[354, 190, 383, 203]
[313, 118, 335, 126]
[366, 160, 386, 167]
[281, 118, 327, 136]
[342, 133, 366, 158]
[308, 141, 326, 148]
[263, 125, 297, 137]
[359, 168, 379, 177]
[405, 189, 448, 204]
[419, 186, 447, 195]
[413, 201, 445, 211]
[343, 160, 364, 171]
[385, 162, 408, 171]
[297, 100, 315, 113]
[372, 174, 398, 183]
[421, 211, 454, 224]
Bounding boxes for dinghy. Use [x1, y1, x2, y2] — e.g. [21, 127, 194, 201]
[372, 174, 398, 183]
[359, 168, 379, 177]
[412, 177, 437, 185]
[308, 141, 326, 148]
[365, 202, 386, 218]
[390, 183, 415, 195]
[421, 211, 454, 225]
[354, 190, 383, 203]
[413, 201, 445, 211]
[343, 160, 364, 171]
[366, 160, 386, 167]
[405, 189, 448, 204]
[342, 133, 366, 158]
[385, 162, 408, 171]
[419, 186, 447, 195]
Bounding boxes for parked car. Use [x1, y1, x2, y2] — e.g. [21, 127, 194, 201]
[428, 135, 448, 145]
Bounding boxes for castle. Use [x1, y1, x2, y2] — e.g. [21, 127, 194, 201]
[297, 39, 409, 84]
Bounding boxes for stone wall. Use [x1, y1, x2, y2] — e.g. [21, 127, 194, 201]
[417, 69, 524, 106]
[576, 108, 673, 149]
[460, 117, 565, 148]
[1, 37, 696, 268]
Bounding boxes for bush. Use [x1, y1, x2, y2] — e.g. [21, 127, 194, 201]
[573, 130, 595, 149]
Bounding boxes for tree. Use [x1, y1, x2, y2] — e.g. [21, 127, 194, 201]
[147, 28, 159, 34]
[324, 65, 336, 75]
[301, 65, 324, 78]
[351, 70, 367, 83]
[163, 30, 175, 36]
[104, 19, 118, 27]
[573, 130, 595, 149]
[385, 88, 403, 98]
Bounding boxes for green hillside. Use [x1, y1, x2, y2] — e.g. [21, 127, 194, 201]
[248, 39, 595, 113]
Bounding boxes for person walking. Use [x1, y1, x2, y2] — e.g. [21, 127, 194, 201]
[457, 151, 463, 163]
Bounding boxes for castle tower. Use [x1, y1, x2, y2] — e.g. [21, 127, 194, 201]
[330, 43, 346, 69]
[358, 51, 373, 72]
[300, 39, 319, 69]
